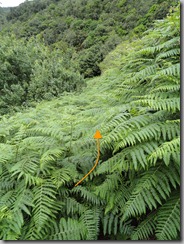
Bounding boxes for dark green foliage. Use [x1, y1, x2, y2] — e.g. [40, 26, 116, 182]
[0, 7, 9, 29]
[0, 35, 84, 114]
[133, 0, 178, 36]
[2, 0, 175, 77]
[0, 4, 180, 241]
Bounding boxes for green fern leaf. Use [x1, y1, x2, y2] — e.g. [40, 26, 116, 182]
[122, 165, 179, 221]
[32, 181, 59, 231]
[50, 218, 86, 240]
[155, 192, 180, 240]
[131, 213, 156, 240]
[149, 137, 180, 166]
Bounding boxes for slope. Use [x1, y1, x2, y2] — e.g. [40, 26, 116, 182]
[1, 0, 177, 77]
[0, 4, 180, 240]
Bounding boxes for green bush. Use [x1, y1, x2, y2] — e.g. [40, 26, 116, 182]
[2, 0, 175, 78]
[0, 35, 84, 114]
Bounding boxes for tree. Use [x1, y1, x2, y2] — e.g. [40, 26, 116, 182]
[0, 35, 84, 114]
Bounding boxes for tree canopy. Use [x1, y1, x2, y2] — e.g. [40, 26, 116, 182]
[1, 0, 177, 77]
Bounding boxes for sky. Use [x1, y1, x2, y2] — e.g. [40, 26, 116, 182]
[0, 0, 26, 7]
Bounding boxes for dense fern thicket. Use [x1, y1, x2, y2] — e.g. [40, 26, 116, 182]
[1, 0, 177, 77]
[0, 5, 180, 240]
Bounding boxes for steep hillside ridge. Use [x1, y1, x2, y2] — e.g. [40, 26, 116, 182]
[1, 0, 177, 77]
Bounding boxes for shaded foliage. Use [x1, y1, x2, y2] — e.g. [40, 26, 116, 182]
[0, 35, 84, 114]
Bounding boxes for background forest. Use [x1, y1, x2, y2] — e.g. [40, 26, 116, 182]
[0, 0, 180, 240]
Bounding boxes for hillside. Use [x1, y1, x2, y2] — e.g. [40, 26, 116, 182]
[0, 7, 9, 29]
[0, 0, 178, 116]
[0, 4, 180, 240]
[1, 0, 177, 77]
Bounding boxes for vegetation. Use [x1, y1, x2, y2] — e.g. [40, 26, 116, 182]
[0, 7, 9, 30]
[0, 34, 83, 114]
[1, 0, 177, 77]
[0, 1, 180, 241]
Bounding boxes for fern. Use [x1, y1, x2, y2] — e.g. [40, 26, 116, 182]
[134, 97, 179, 112]
[122, 164, 180, 221]
[81, 208, 100, 240]
[149, 137, 180, 166]
[10, 156, 38, 180]
[131, 213, 156, 240]
[113, 123, 160, 151]
[95, 173, 122, 200]
[155, 192, 180, 240]
[0, 182, 34, 240]
[32, 181, 59, 231]
[64, 197, 87, 215]
[103, 213, 133, 238]
[156, 48, 180, 61]
[50, 218, 85, 240]
[71, 186, 102, 205]
[159, 63, 180, 77]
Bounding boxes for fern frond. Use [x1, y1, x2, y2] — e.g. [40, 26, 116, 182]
[131, 213, 156, 240]
[155, 192, 180, 240]
[0, 190, 17, 209]
[7, 210, 24, 236]
[134, 97, 179, 113]
[81, 208, 100, 240]
[0, 182, 34, 240]
[0, 210, 23, 240]
[50, 218, 86, 240]
[13, 182, 34, 215]
[103, 213, 133, 238]
[118, 142, 158, 170]
[164, 120, 180, 140]
[122, 165, 179, 221]
[103, 213, 118, 236]
[28, 125, 64, 141]
[98, 141, 158, 173]
[141, 36, 179, 54]
[103, 112, 130, 132]
[149, 137, 180, 166]
[104, 186, 131, 215]
[151, 83, 180, 93]
[102, 114, 152, 150]
[113, 123, 160, 151]
[65, 197, 87, 215]
[71, 186, 102, 205]
[0, 166, 15, 191]
[0, 143, 15, 164]
[40, 148, 64, 174]
[156, 48, 180, 61]
[129, 64, 159, 83]
[10, 156, 39, 182]
[32, 181, 59, 231]
[24, 221, 47, 240]
[51, 165, 77, 188]
[95, 173, 122, 200]
[159, 63, 180, 77]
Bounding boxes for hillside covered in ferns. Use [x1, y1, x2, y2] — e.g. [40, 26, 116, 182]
[0, 1, 180, 241]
